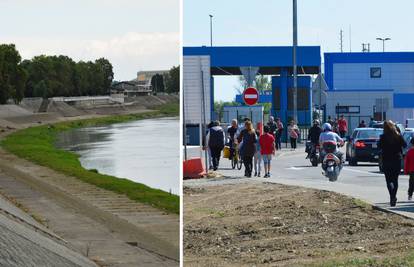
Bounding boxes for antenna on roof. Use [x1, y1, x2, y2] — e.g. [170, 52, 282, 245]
[340, 29, 344, 52]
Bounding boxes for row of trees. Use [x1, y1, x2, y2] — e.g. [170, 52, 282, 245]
[0, 44, 114, 104]
[150, 65, 180, 94]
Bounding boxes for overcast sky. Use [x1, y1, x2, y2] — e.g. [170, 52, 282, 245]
[0, 0, 179, 81]
[184, 0, 414, 101]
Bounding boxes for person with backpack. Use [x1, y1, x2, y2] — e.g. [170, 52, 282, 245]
[207, 121, 225, 171]
[237, 120, 257, 177]
[260, 125, 275, 178]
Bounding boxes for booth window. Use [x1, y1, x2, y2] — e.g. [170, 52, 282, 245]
[370, 67, 381, 78]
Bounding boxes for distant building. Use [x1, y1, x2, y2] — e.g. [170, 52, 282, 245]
[324, 52, 414, 130]
[132, 70, 169, 93]
[111, 70, 169, 97]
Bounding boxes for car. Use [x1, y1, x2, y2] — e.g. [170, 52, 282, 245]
[346, 128, 383, 166]
[371, 121, 405, 133]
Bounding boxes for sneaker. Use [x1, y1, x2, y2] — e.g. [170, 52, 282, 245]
[258, 172, 261, 177]
[254, 171, 257, 177]
[390, 198, 397, 207]
[267, 173, 271, 177]
[263, 173, 268, 178]
[409, 195, 412, 201]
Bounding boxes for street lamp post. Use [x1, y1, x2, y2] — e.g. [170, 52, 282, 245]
[292, 0, 298, 123]
[209, 14, 213, 47]
[376, 37, 391, 52]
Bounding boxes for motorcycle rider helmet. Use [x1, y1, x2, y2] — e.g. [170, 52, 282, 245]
[322, 123, 332, 131]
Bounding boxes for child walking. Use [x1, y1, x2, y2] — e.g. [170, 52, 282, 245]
[260, 125, 275, 178]
[253, 129, 262, 177]
[405, 138, 414, 200]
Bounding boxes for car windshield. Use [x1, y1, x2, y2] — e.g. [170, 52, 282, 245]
[357, 129, 383, 139]
[403, 132, 414, 144]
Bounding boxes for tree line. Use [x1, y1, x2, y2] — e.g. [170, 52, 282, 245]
[0, 44, 113, 104]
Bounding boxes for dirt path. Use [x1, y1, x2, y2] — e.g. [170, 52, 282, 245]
[0, 109, 179, 266]
[184, 183, 414, 266]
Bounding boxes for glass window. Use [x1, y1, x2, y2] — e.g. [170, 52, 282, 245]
[357, 129, 383, 139]
[370, 67, 381, 78]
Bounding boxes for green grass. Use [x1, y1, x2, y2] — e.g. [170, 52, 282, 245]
[1, 102, 179, 214]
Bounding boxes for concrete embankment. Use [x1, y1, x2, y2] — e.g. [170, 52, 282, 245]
[0, 192, 98, 267]
[0, 95, 179, 129]
[0, 96, 179, 266]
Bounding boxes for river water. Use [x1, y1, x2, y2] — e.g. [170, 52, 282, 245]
[56, 117, 179, 195]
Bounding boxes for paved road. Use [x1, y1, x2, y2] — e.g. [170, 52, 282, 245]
[184, 145, 414, 219]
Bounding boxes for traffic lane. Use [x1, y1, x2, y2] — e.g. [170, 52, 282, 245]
[266, 151, 411, 206]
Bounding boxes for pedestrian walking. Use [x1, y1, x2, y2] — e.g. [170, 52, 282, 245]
[267, 116, 277, 139]
[227, 119, 238, 159]
[327, 115, 334, 126]
[378, 120, 407, 206]
[237, 120, 257, 177]
[260, 125, 275, 178]
[338, 115, 348, 138]
[275, 117, 284, 150]
[288, 120, 299, 150]
[207, 121, 225, 171]
[205, 121, 214, 170]
[332, 118, 339, 134]
[405, 137, 414, 200]
[253, 129, 262, 177]
[358, 120, 366, 128]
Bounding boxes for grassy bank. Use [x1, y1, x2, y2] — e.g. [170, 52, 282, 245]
[1, 102, 179, 214]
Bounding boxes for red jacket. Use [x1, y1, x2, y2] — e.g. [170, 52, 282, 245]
[338, 118, 348, 132]
[405, 148, 414, 174]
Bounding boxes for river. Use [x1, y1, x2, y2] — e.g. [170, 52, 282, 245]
[56, 117, 179, 195]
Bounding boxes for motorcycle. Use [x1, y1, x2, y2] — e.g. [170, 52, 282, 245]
[321, 141, 344, 182]
[305, 141, 320, 167]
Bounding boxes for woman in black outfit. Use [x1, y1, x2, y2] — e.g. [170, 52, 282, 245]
[237, 120, 257, 177]
[378, 120, 407, 206]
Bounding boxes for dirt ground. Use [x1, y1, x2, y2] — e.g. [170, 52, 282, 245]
[184, 182, 414, 266]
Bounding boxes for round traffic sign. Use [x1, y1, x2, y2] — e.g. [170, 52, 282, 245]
[243, 87, 259, 106]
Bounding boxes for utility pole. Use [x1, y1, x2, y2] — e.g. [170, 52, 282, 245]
[340, 29, 343, 52]
[209, 15, 213, 47]
[292, 0, 298, 123]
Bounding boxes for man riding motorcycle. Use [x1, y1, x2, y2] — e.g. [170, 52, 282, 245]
[319, 123, 344, 170]
[307, 120, 323, 157]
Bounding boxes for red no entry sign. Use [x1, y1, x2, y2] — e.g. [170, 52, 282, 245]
[243, 87, 259, 106]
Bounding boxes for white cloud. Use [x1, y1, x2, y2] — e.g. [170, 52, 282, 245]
[2, 31, 179, 80]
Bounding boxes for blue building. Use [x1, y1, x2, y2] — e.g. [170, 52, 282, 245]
[324, 52, 414, 130]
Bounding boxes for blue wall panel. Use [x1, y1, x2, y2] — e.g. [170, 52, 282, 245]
[393, 93, 414, 108]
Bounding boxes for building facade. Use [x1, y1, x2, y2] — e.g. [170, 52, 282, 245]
[324, 52, 414, 130]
